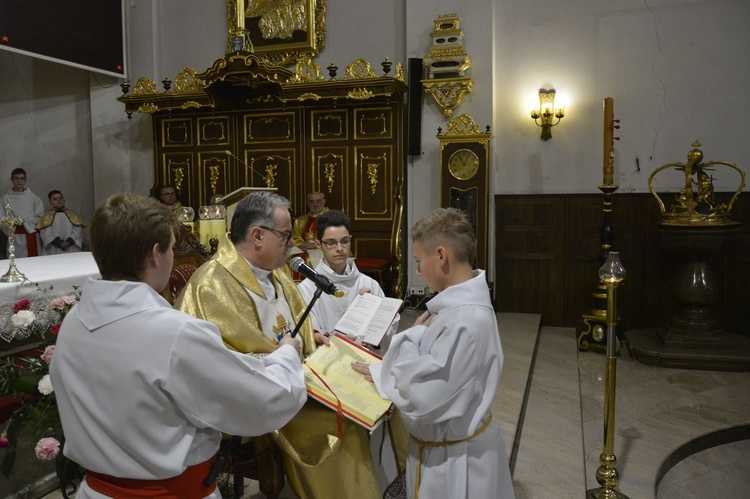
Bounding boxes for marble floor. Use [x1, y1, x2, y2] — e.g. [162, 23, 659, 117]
[12, 312, 750, 498]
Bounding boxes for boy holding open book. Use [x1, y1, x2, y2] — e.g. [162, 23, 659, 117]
[353, 208, 515, 499]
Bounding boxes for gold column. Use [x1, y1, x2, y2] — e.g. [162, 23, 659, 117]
[587, 252, 628, 499]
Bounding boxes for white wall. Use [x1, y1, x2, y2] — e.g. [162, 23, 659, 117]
[1, 0, 748, 291]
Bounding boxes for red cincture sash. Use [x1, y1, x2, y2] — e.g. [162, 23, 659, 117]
[85, 455, 217, 498]
[14, 225, 38, 256]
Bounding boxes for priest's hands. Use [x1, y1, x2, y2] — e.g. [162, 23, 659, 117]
[357, 287, 372, 295]
[351, 361, 373, 382]
[278, 334, 301, 356]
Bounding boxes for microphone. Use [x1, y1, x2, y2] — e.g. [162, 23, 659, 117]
[290, 257, 344, 297]
[224, 150, 266, 182]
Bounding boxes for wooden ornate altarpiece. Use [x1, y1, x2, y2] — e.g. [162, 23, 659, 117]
[118, 54, 408, 297]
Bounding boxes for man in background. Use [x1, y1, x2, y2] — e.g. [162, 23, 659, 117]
[1, 168, 44, 258]
[290, 191, 328, 279]
[158, 184, 183, 215]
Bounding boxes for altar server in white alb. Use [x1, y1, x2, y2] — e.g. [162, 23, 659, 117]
[35, 190, 85, 255]
[50, 193, 307, 499]
[297, 209, 399, 353]
[1, 168, 44, 257]
[353, 208, 515, 499]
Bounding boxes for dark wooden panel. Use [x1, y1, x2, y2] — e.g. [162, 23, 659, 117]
[495, 196, 566, 325]
[495, 192, 749, 336]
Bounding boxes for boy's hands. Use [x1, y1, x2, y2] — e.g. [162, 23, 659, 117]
[351, 361, 373, 382]
[414, 310, 435, 327]
[278, 334, 301, 356]
[314, 331, 331, 346]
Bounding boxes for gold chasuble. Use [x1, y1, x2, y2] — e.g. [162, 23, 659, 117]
[175, 234, 383, 499]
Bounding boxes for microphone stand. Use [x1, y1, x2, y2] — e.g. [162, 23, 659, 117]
[291, 287, 323, 338]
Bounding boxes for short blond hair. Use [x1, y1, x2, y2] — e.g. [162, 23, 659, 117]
[411, 208, 476, 264]
[90, 193, 177, 281]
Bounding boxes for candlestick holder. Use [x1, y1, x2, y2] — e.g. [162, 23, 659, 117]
[587, 252, 628, 499]
[578, 184, 621, 353]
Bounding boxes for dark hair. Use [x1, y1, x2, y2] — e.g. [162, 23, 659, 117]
[229, 191, 290, 245]
[316, 210, 351, 240]
[11, 168, 26, 177]
[158, 184, 176, 197]
[90, 193, 176, 281]
[48, 190, 62, 200]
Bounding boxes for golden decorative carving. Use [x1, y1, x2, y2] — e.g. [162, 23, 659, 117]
[298, 92, 321, 101]
[173, 67, 206, 93]
[181, 101, 201, 109]
[132, 77, 158, 96]
[287, 54, 325, 83]
[367, 162, 379, 195]
[247, 94, 280, 105]
[264, 164, 277, 188]
[359, 113, 386, 136]
[317, 115, 343, 137]
[348, 88, 374, 100]
[394, 62, 405, 82]
[324, 163, 336, 193]
[138, 103, 159, 114]
[208, 164, 221, 194]
[446, 114, 482, 136]
[248, 116, 292, 140]
[227, 0, 326, 66]
[173, 167, 185, 192]
[422, 77, 473, 118]
[201, 121, 227, 142]
[648, 140, 746, 225]
[344, 58, 377, 80]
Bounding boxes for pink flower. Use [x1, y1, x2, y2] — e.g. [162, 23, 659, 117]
[50, 323, 61, 336]
[41, 345, 55, 364]
[62, 295, 78, 305]
[34, 437, 60, 461]
[13, 299, 31, 313]
[0, 437, 9, 448]
[49, 298, 66, 310]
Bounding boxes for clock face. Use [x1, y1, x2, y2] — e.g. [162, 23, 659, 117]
[448, 148, 479, 180]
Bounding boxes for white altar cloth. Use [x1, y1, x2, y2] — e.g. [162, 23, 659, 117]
[0, 252, 100, 305]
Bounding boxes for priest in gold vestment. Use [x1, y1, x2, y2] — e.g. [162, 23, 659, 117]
[176, 191, 390, 499]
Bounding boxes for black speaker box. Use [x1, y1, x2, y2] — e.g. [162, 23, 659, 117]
[406, 58, 424, 156]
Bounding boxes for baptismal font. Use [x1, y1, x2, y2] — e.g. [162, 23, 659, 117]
[625, 141, 750, 371]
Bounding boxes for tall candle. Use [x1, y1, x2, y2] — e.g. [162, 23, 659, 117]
[603, 97, 614, 185]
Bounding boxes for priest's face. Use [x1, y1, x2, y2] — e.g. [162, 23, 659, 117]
[50, 193, 65, 210]
[254, 207, 295, 270]
[319, 225, 351, 275]
[307, 193, 326, 215]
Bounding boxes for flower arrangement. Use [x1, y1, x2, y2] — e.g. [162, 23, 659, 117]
[0, 287, 82, 493]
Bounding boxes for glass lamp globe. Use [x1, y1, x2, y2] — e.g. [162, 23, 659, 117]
[598, 251, 626, 283]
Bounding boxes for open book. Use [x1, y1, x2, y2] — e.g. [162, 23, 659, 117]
[333, 292, 402, 347]
[303, 334, 392, 430]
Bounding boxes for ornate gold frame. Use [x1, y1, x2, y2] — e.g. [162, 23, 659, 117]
[226, 0, 326, 66]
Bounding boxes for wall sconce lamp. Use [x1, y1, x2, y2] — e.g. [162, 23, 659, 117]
[530, 89, 565, 140]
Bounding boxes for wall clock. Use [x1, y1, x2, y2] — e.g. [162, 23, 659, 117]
[448, 148, 480, 180]
[438, 114, 492, 272]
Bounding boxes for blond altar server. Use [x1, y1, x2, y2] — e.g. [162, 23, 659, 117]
[354, 208, 515, 499]
[1, 168, 44, 257]
[36, 190, 85, 255]
[50, 194, 306, 498]
[176, 191, 389, 499]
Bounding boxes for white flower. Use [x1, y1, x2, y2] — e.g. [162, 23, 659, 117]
[37, 374, 54, 395]
[11, 310, 36, 327]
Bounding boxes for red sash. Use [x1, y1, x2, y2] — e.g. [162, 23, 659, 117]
[14, 225, 38, 256]
[85, 455, 217, 498]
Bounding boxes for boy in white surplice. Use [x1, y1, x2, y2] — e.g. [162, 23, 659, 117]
[50, 194, 306, 499]
[353, 208, 516, 499]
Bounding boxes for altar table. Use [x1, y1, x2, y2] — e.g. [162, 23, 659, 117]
[0, 252, 100, 305]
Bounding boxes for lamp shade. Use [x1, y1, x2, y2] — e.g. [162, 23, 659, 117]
[598, 251, 626, 283]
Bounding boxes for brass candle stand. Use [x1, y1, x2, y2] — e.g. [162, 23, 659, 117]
[587, 251, 628, 499]
[578, 184, 621, 353]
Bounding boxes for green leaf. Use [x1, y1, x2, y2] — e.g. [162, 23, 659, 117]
[12, 373, 43, 395]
